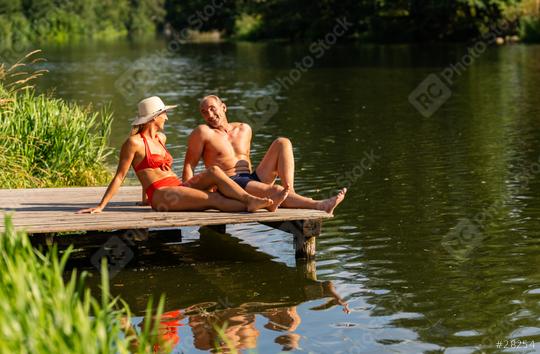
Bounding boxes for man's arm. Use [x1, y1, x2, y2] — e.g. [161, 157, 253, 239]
[243, 123, 252, 158]
[182, 127, 205, 182]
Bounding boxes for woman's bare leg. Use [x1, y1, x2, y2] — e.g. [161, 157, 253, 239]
[152, 186, 252, 212]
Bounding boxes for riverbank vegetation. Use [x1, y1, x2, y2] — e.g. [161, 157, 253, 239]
[181, 0, 540, 42]
[0, 51, 112, 188]
[520, 0, 540, 41]
[0, 0, 165, 47]
[0, 216, 169, 353]
[2, 0, 540, 46]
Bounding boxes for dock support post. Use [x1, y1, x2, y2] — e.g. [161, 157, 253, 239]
[260, 219, 322, 259]
[297, 259, 317, 280]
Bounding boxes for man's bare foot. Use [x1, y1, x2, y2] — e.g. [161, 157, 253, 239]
[267, 186, 290, 212]
[318, 188, 347, 214]
[247, 196, 274, 212]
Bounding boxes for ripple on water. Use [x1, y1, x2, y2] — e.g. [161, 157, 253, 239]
[454, 330, 481, 337]
[510, 327, 540, 338]
[332, 322, 364, 329]
[318, 237, 351, 246]
[317, 259, 342, 267]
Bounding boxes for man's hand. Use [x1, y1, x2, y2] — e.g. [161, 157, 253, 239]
[76, 206, 103, 214]
[183, 173, 202, 188]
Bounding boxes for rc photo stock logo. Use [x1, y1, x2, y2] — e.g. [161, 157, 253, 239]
[441, 217, 483, 260]
[408, 21, 510, 118]
[408, 73, 452, 118]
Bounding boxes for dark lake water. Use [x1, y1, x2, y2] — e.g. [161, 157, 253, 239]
[31, 39, 540, 353]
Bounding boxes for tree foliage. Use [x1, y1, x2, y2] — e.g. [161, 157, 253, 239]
[0, 0, 165, 46]
[238, 0, 526, 41]
[0, 0, 539, 45]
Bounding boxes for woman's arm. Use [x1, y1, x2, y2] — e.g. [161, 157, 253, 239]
[77, 139, 137, 214]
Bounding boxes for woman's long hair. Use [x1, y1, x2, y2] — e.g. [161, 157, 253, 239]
[130, 124, 144, 136]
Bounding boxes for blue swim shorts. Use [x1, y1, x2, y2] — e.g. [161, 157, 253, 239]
[230, 171, 261, 189]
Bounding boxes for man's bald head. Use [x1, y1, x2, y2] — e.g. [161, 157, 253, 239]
[199, 95, 228, 128]
[200, 95, 222, 107]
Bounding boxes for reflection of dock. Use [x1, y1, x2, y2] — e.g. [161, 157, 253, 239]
[80, 226, 338, 313]
[0, 186, 332, 258]
[88, 227, 347, 353]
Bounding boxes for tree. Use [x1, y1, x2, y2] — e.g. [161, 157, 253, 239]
[127, 0, 166, 36]
[164, 0, 237, 34]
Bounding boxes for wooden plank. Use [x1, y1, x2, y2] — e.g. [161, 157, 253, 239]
[0, 187, 332, 234]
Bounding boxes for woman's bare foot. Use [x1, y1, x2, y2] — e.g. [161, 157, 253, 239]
[318, 188, 347, 214]
[267, 186, 290, 212]
[247, 196, 274, 212]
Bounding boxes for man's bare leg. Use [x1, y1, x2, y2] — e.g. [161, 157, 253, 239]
[184, 166, 273, 212]
[255, 137, 295, 192]
[185, 166, 290, 212]
[245, 181, 347, 214]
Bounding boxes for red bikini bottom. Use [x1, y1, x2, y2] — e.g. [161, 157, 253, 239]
[146, 176, 182, 206]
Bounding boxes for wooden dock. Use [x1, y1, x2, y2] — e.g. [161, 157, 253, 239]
[0, 186, 332, 258]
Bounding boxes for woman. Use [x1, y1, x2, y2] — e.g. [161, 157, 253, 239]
[78, 96, 288, 214]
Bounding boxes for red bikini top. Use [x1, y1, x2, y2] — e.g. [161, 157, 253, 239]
[133, 134, 173, 172]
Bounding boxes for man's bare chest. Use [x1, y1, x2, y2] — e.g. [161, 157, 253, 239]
[205, 132, 249, 157]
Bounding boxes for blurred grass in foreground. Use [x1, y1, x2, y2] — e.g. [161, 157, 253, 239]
[0, 216, 171, 353]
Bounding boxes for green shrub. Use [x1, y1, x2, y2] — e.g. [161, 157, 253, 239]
[0, 0, 164, 46]
[520, 15, 540, 42]
[0, 51, 113, 188]
[0, 14, 32, 47]
[234, 13, 263, 40]
[0, 87, 113, 188]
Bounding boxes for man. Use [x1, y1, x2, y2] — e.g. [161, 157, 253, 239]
[182, 95, 346, 214]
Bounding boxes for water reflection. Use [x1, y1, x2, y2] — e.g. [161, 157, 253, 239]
[63, 226, 349, 352]
[131, 304, 304, 353]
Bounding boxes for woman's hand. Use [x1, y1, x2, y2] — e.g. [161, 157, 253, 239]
[76, 206, 103, 214]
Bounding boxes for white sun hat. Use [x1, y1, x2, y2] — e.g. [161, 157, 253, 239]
[131, 96, 178, 126]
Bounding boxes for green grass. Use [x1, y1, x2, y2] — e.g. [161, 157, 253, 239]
[0, 51, 113, 188]
[0, 216, 169, 353]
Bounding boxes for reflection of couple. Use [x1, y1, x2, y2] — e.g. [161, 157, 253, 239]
[79, 95, 346, 214]
[188, 306, 301, 352]
[149, 279, 350, 352]
[140, 306, 301, 353]
[151, 289, 347, 353]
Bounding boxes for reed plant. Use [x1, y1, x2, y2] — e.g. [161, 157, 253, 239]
[0, 51, 113, 188]
[0, 216, 169, 353]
